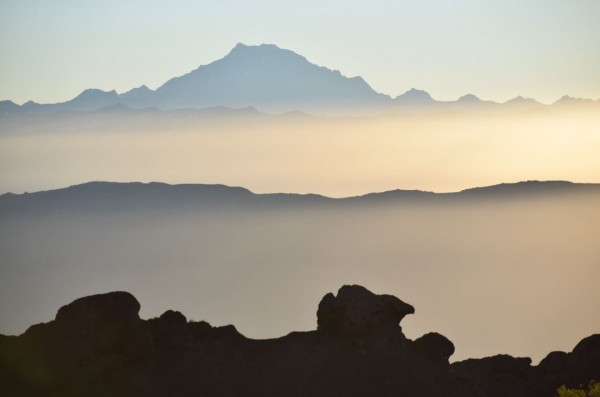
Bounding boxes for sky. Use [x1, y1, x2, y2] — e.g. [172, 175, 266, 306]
[1, 0, 599, 105]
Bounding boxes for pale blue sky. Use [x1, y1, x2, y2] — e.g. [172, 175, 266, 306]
[1, 0, 599, 104]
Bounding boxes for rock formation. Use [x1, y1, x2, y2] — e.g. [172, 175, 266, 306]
[0, 285, 598, 397]
[317, 284, 415, 336]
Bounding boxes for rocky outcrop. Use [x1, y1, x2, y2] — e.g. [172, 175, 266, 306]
[0, 285, 598, 397]
[414, 332, 455, 363]
[534, 334, 600, 395]
[317, 285, 415, 336]
[571, 334, 600, 377]
[52, 291, 149, 355]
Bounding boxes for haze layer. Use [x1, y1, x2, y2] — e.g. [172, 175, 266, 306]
[1, 105, 599, 196]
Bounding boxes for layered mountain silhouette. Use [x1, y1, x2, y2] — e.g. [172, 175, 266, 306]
[1, 179, 599, 382]
[1, 285, 598, 396]
[1, 44, 388, 115]
[1, 43, 598, 115]
[2, 180, 600, 215]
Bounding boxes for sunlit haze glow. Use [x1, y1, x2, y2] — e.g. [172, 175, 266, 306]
[1, 109, 599, 196]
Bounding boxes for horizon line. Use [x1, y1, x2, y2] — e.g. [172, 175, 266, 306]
[2, 179, 598, 200]
[3, 42, 600, 107]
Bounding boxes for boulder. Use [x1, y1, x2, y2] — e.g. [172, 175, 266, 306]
[538, 351, 569, 374]
[569, 334, 600, 381]
[317, 285, 415, 336]
[159, 310, 187, 325]
[571, 334, 600, 365]
[55, 291, 141, 326]
[414, 332, 455, 363]
[52, 291, 148, 355]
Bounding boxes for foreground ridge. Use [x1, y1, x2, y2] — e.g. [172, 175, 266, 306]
[0, 285, 598, 397]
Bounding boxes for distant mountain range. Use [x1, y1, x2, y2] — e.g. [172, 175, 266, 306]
[1, 43, 598, 116]
[2, 180, 599, 215]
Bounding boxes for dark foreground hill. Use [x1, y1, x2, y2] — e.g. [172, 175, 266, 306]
[1, 285, 598, 397]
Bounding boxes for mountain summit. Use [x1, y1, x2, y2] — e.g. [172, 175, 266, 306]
[151, 43, 389, 113]
[3, 43, 597, 115]
[394, 88, 435, 106]
[17, 43, 389, 115]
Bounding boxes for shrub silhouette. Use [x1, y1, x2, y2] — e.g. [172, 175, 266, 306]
[558, 381, 600, 397]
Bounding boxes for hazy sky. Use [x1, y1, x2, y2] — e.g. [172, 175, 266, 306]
[1, 0, 599, 105]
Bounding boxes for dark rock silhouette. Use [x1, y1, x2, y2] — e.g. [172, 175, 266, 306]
[0, 285, 598, 397]
[55, 290, 140, 323]
[52, 291, 149, 356]
[414, 332, 455, 363]
[317, 284, 414, 336]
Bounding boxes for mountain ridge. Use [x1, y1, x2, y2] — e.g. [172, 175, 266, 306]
[2, 180, 599, 209]
[2, 43, 598, 115]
